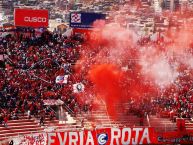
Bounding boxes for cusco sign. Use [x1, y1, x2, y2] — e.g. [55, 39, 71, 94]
[24, 17, 47, 23]
[14, 9, 49, 28]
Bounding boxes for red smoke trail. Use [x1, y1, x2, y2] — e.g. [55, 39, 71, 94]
[88, 64, 123, 117]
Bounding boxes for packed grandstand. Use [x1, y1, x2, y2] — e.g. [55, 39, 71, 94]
[0, 25, 193, 144]
[0, 7, 193, 145]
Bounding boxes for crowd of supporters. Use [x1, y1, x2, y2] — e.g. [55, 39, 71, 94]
[0, 29, 87, 126]
[0, 28, 193, 128]
[153, 69, 193, 122]
[128, 37, 193, 123]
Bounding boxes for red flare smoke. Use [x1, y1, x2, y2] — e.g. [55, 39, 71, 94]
[88, 64, 123, 118]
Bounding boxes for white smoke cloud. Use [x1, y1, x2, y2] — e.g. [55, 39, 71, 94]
[139, 47, 179, 87]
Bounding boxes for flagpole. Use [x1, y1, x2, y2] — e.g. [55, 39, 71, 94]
[31, 74, 52, 84]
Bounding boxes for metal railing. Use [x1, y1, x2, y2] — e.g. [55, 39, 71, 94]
[147, 114, 151, 127]
[47, 106, 57, 117]
[63, 102, 75, 115]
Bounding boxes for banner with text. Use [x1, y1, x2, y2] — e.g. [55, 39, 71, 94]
[14, 9, 49, 28]
[8, 127, 193, 145]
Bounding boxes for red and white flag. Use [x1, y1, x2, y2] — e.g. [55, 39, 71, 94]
[55, 75, 68, 84]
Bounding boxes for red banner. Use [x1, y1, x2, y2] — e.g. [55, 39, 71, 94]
[14, 9, 49, 28]
[46, 127, 193, 145]
[47, 127, 155, 145]
[7, 127, 193, 144]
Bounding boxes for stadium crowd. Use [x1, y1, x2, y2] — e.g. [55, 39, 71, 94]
[0, 28, 193, 128]
[128, 37, 193, 123]
[0, 29, 88, 127]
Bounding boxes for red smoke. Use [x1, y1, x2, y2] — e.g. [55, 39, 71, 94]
[88, 64, 123, 117]
[88, 63, 157, 118]
[74, 17, 193, 119]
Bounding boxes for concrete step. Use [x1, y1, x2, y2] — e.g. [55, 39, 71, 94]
[0, 130, 42, 138]
[0, 125, 40, 130]
[0, 137, 9, 141]
[7, 119, 35, 123]
[4, 122, 37, 126]
[0, 127, 44, 135]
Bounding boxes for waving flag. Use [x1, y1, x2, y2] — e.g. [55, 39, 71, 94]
[55, 75, 68, 84]
[73, 83, 85, 93]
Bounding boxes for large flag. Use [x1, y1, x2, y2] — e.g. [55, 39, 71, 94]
[55, 75, 68, 84]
